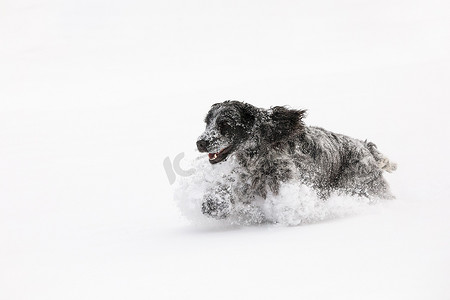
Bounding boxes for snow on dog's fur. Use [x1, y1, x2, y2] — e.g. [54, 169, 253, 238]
[176, 101, 396, 225]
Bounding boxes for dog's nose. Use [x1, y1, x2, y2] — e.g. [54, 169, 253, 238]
[197, 140, 209, 152]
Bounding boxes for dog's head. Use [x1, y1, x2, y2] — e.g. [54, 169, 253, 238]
[196, 101, 256, 164]
[197, 101, 306, 164]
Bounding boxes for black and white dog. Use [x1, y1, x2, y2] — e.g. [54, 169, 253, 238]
[196, 101, 396, 221]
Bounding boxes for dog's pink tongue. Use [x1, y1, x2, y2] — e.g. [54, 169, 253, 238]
[208, 153, 215, 159]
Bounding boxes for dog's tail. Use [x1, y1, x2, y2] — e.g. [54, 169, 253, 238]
[366, 141, 397, 173]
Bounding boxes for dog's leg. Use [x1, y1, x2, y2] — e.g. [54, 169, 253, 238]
[232, 202, 266, 224]
[345, 170, 394, 200]
[366, 175, 395, 200]
[202, 195, 231, 219]
[201, 184, 233, 219]
[201, 179, 268, 223]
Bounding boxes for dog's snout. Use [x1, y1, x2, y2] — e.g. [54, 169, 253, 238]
[197, 140, 209, 152]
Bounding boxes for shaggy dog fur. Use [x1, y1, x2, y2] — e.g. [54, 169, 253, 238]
[196, 101, 396, 220]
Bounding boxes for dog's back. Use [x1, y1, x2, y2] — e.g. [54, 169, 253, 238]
[292, 126, 396, 198]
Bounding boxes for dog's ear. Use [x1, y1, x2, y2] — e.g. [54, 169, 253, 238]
[239, 102, 257, 127]
[261, 106, 306, 143]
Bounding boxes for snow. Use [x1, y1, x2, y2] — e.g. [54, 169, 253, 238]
[174, 153, 383, 226]
[1, 0, 450, 299]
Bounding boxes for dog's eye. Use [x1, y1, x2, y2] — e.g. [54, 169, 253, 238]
[218, 121, 232, 135]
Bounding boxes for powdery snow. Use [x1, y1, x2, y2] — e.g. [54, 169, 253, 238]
[174, 152, 383, 226]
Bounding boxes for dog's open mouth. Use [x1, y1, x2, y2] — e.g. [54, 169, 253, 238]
[208, 146, 233, 164]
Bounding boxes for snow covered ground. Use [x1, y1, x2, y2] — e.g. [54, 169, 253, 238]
[1, 0, 449, 299]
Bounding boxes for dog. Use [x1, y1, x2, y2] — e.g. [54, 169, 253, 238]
[196, 101, 396, 221]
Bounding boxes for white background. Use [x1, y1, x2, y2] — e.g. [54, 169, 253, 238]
[1, 0, 449, 299]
